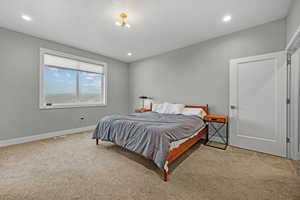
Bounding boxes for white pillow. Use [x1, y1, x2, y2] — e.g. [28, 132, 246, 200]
[153, 102, 184, 114]
[159, 102, 171, 113]
[164, 103, 185, 114]
[182, 107, 207, 118]
[152, 103, 164, 113]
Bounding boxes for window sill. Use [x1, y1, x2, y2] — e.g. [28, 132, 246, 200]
[39, 103, 107, 110]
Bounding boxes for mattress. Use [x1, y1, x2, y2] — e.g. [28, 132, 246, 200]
[169, 128, 203, 151]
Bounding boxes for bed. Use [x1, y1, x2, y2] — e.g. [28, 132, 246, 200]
[93, 105, 208, 181]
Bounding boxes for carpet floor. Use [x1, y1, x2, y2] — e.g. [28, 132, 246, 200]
[0, 131, 299, 200]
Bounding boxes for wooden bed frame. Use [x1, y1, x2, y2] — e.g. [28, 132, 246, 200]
[96, 104, 209, 182]
[163, 105, 208, 181]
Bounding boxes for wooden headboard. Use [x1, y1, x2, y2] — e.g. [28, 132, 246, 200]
[185, 105, 209, 114]
[149, 104, 209, 114]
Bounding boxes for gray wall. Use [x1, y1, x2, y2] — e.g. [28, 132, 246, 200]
[0, 28, 129, 141]
[286, 0, 300, 44]
[129, 19, 286, 115]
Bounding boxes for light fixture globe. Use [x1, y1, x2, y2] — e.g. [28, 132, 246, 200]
[120, 13, 128, 19]
[115, 12, 131, 28]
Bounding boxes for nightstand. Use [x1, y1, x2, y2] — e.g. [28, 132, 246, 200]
[134, 108, 151, 113]
[204, 115, 228, 150]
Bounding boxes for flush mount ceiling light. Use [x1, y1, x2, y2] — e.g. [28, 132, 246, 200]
[115, 13, 131, 28]
[22, 14, 32, 21]
[127, 52, 132, 56]
[223, 15, 232, 23]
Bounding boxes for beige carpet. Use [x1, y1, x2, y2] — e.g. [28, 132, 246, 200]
[0, 131, 299, 200]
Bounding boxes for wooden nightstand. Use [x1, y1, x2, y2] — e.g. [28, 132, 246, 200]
[134, 108, 151, 113]
[204, 115, 229, 150]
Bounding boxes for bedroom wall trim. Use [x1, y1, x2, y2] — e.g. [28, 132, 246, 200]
[286, 25, 300, 54]
[0, 125, 95, 147]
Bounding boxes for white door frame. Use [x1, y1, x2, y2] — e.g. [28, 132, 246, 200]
[286, 24, 300, 160]
[289, 50, 299, 160]
[229, 51, 287, 157]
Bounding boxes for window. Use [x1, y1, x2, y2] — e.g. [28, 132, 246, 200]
[40, 49, 107, 109]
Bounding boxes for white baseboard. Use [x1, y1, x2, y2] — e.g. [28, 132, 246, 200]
[0, 125, 95, 148]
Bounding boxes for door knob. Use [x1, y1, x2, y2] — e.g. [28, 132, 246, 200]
[230, 105, 236, 109]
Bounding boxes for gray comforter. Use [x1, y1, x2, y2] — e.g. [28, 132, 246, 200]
[93, 112, 205, 169]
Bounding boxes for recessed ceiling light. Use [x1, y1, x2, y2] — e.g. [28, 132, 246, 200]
[22, 14, 32, 21]
[222, 15, 232, 23]
[127, 52, 132, 56]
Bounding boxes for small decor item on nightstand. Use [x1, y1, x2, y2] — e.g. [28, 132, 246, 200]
[135, 96, 153, 113]
[204, 114, 229, 150]
[139, 96, 149, 109]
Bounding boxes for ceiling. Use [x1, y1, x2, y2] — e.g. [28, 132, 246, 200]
[0, 0, 291, 63]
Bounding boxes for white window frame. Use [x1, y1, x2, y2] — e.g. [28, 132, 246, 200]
[39, 48, 107, 109]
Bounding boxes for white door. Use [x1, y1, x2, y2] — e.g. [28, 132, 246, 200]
[229, 51, 287, 157]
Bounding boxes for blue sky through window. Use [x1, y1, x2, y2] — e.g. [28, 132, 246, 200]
[44, 66, 102, 104]
[44, 67, 76, 95]
[79, 72, 102, 95]
[79, 72, 102, 102]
